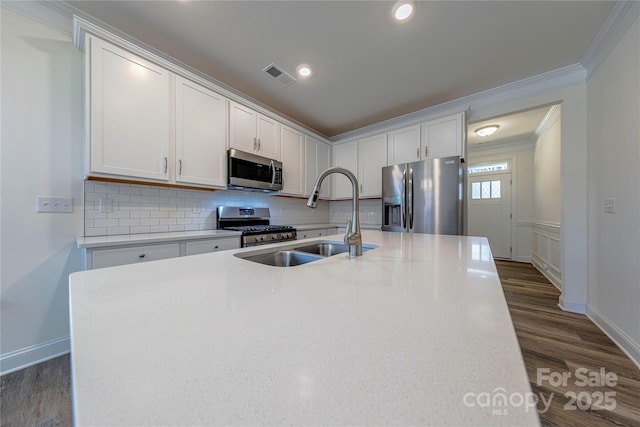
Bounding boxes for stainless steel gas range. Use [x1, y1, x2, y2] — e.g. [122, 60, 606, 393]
[216, 207, 297, 247]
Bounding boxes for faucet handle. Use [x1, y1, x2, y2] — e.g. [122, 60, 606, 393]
[344, 219, 352, 243]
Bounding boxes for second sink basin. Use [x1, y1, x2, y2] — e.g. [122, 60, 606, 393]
[293, 242, 375, 256]
[234, 240, 380, 268]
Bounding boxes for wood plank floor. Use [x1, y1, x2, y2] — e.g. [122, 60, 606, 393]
[1, 261, 638, 426]
[496, 260, 640, 427]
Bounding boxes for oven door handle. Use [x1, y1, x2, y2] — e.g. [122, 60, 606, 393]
[270, 160, 276, 187]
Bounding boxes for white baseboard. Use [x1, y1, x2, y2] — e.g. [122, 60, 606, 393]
[531, 255, 562, 291]
[587, 307, 640, 370]
[557, 296, 586, 314]
[0, 336, 70, 376]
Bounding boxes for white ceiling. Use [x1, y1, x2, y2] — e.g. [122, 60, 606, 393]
[467, 105, 554, 146]
[64, 1, 615, 138]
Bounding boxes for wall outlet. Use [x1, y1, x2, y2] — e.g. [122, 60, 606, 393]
[36, 196, 73, 213]
[98, 198, 113, 213]
[603, 198, 616, 214]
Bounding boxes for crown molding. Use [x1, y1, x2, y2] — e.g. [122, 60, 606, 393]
[0, 0, 75, 35]
[331, 64, 586, 143]
[581, 0, 640, 78]
[467, 136, 535, 157]
[534, 104, 561, 140]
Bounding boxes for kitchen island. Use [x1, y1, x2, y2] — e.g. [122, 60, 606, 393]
[69, 231, 540, 426]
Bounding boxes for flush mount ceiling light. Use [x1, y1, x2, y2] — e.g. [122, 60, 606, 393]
[475, 125, 500, 137]
[392, 0, 416, 22]
[296, 64, 313, 79]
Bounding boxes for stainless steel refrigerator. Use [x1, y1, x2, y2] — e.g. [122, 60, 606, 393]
[382, 156, 463, 235]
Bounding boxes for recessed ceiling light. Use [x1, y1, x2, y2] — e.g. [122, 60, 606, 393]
[296, 64, 313, 78]
[392, 0, 415, 22]
[475, 125, 500, 137]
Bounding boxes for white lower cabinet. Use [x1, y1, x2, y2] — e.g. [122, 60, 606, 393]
[298, 228, 339, 239]
[92, 243, 179, 269]
[299, 229, 326, 239]
[185, 238, 240, 256]
[85, 236, 241, 269]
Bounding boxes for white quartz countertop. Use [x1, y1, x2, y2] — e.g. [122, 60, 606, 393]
[76, 229, 242, 249]
[69, 231, 539, 426]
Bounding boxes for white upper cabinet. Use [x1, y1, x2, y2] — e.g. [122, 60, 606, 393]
[421, 113, 464, 160]
[332, 141, 359, 199]
[358, 133, 388, 198]
[175, 76, 227, 188]
[280, 125, 305, 196]
[386, 113, 465, 165]
[88, 36, 170, 181]
[387, 125, 421, 165]
[229, 101, 281, 160]
[305, 135, 331, 199]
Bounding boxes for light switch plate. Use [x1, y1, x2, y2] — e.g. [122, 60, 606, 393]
[36, 196, 73, 213]
[604, 198, 616, 214]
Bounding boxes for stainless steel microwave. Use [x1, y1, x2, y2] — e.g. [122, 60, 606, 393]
[227, 149, 283, 192]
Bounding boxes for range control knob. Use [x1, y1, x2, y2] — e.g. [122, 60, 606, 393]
[255, 235, 263, 242]
[272, 234, 278, 240]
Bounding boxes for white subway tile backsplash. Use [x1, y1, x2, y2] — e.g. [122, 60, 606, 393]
[85, 227, 106, 236]
[149, 211, 169, 218]
[140, 218, 160, 226]
[84, 182, 331, 236]
[119, 218, 141, 227]
[107, 226, 130, 235]
[130, 211, 151, 219]
[107, 211, 130, 219]
[94, 219, 119, 228]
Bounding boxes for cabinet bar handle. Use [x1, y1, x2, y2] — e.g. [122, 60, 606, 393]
[163, 157, 168, 174]
[416, 148, 420, 158]
[139, 254, 146, 259]
[253, 138, 257, 150]
[425, 146, 428, 157]
[178, 159, 182, 175]
[257, 138, 261, 150]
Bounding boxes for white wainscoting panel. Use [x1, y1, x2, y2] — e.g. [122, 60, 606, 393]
[515, 221, 532, 262]
[531, 221, 562, 290]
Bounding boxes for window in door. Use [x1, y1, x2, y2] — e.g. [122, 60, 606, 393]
[471, 180, 501, 199]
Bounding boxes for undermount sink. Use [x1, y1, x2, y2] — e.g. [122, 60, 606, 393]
[293, 242, 375, 256]
[238, 250, 324, 267]
[234, 240, 379, 267]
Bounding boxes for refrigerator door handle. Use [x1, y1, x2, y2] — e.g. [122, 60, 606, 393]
[401, 168, 407, 229]
[408, 168, 414, 230]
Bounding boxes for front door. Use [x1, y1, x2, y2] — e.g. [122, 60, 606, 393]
[467, 173, 512, 259]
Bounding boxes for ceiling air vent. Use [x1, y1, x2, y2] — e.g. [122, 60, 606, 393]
[263, 63, 295, 87]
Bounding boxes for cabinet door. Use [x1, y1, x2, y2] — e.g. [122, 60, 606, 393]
[185, 237, 240, 256]
[175, 77, 227, 187]
[316, 140, 331, 199]
[332, 141, 358, 199]
[256, 114, 281, 160]
[91, 243, 179, 269]
[89, 37, 170, 181]
[280, 125, 305, 195]
[422, 113, 463, 159]
[359, 133, 387, 197]
[387, 125, 421, 165]
[305, 136, 331, 199]
[299, 229, 326, 239]
[229, 101, 258, 153]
